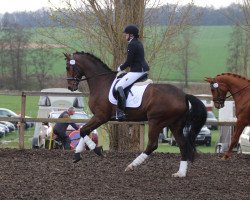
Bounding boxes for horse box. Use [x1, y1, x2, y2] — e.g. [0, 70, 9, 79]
[32, 88, 84, 148]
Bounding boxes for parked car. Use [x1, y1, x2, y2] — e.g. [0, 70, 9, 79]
[0, 126, 6, 137]
[237, 126, 250, 154]
[169, 126, 211, 146]
[0, 121, 15, 132]
[206, 111, 218, 130]
[0, 123, 10, 134]
[39, 110, 98, 150]
[0, 108, 30, 129]
[195, 126, 211, 146]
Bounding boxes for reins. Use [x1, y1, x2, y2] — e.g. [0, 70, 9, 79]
[225, 84, 250, 99]
[67, 71, 116, 82]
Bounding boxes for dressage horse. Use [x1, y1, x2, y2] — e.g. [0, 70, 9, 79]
[64, 51, 207, 177]
[205, 73, 250, 159]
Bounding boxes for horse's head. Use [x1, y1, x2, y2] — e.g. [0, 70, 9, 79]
[64, 53, 83, 91]
[205, 77, 229, 109]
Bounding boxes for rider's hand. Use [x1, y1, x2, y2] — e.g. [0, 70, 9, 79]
[117, 65, 122, 72]
[116, 70, 126, 78]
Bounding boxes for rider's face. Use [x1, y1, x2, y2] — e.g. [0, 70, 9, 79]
[124, 33, 130, 41]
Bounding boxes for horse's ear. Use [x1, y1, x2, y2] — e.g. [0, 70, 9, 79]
[204, 77, 212, 83]
[63, 53, 70, 59]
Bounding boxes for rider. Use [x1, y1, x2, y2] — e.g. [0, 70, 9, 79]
[53, 107, 79, 150]
[115, 24, 149, 121]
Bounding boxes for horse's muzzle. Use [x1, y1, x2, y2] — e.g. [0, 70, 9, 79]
[68, 86, 77, 91]
[214, 102, 224, 109]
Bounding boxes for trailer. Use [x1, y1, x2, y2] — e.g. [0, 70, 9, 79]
[32, 88, 84, 148]
[216, 101, 237, 153]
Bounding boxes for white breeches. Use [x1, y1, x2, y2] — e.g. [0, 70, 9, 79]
[115, 72, 145, 90]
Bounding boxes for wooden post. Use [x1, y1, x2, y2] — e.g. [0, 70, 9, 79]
[19, 92, 26, 149]
[139, 124, 145, 151]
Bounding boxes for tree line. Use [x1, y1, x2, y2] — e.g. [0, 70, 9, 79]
[0, 3, 245, 27]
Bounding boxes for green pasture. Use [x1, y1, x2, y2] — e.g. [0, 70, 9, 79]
[27, 26, 234, 81]
[0, 95, 39, 117]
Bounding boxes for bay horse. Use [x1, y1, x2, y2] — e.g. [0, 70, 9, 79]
[205, 73, 250, 159]
[64, 51, 207, 177]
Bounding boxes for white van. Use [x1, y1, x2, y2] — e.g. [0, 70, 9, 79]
[32, 88, 85, 148]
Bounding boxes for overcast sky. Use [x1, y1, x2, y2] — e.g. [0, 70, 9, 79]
[0, 0, 241, 14]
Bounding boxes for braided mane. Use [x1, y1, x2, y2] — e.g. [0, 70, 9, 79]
[75, 51, 112, 71]
[216, 72, 250, 82]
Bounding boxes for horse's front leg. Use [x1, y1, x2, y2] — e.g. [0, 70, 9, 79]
[125, 121, 161, 171]
[73, 115, 107, 163]
[222, 121, 246, 160]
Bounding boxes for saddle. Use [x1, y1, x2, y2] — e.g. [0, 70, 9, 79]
[112, 73, 149, 99]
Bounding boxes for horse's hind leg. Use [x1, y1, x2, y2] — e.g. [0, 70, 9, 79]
[169, 121, 188, 178]
[125, 120, 162, 171]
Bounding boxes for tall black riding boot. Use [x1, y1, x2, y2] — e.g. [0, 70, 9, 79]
[116, 86, 127, 121]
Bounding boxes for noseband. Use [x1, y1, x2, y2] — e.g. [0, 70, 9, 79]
[210, 80, 225, 106]
[66, 55, 84, 84]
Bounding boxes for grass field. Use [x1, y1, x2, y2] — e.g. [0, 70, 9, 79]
[29, 26, 235, 81]
[0, 95, 39, 117]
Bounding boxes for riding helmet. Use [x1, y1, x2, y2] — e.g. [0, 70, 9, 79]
[123, 24, 139, 37]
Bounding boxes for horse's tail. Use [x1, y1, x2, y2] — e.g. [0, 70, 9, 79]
[184, 94, 207, 162]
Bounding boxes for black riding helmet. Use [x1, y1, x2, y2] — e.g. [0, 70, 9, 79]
[123, 25, 139, 38]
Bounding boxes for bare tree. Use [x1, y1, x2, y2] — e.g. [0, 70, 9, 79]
[30, 40, 58, 89]
[242, 0, 250, 32]
[45, 0, 197, 151]
[226, 1, 250, 76]
[173, 27, 199, 88]
[0, 25, 31, 90]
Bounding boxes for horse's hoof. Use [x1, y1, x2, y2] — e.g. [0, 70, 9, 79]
[221, 155, 229, 160]
[172, 172, 186, 178]
[125, 164, 134, 172]
[94, 146, 104, 157]
[73, 153, 82, 163]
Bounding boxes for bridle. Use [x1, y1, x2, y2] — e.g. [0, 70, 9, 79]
[210, 78, 250, 106]
[66, 55, 83, 83]
[66, 54, 115, 85]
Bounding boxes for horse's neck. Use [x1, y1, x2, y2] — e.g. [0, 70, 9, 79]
[80, 55, 115, 95]
[87, 73, 115, 95]
[220, 76, 249, 100]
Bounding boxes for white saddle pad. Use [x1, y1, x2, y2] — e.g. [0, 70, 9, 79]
[108, 78, 152, 108]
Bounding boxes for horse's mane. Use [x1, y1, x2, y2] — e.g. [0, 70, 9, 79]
[216, 72, 250, 82]
[75, 51, 112, 71]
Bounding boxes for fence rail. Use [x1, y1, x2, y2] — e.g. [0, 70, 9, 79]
[0, 91, 237, 150]
[0, 116, 236, 125]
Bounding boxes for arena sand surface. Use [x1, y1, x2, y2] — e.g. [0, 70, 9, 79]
[0, 149, 249, 200]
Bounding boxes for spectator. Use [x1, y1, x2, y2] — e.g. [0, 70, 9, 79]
[53, 107, 79, 150]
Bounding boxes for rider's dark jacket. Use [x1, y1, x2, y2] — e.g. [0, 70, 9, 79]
[120, 38, 149, 72]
